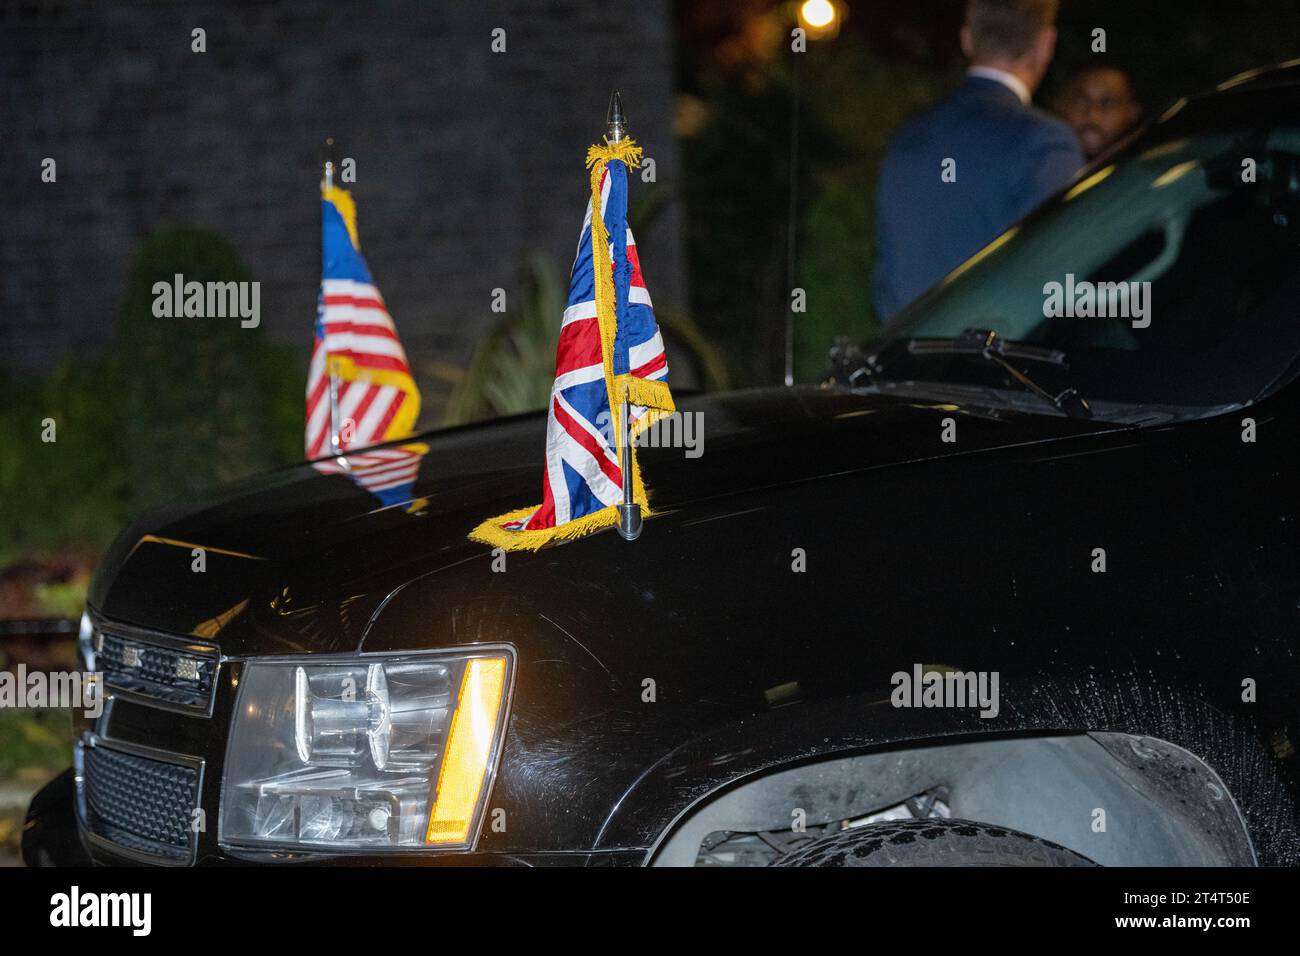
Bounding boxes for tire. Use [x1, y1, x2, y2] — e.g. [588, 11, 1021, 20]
[772, 818, 1099, 867]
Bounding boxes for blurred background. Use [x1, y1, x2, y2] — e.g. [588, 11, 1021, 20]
[1, 0, 1299, 860]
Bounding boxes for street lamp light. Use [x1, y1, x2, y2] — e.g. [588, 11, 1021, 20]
[799, 0, 837, 32]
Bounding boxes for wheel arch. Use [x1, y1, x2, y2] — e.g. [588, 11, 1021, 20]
[593, 671, 1298, 864]
[647, 731, 1257, 866]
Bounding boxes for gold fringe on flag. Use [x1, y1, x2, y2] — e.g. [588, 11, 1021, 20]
[468, 138, 674, 551]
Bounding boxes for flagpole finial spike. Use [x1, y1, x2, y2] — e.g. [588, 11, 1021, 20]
[605, 91, 627, 143]
[322, 136, 337, 189]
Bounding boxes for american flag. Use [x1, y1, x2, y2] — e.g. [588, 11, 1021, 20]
[306, 185, 420, 459]
[312, 442, 428, 509]
[470, 143, 674, 550]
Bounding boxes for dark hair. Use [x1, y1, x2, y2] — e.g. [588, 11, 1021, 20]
[1067, 64, 1137, 94]
[965, 0, 1059, 62]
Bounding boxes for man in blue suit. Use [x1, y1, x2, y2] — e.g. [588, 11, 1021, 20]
[872, 0, 1082, 320]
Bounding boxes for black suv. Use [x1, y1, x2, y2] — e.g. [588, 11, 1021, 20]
[25, 63, 1300, 867]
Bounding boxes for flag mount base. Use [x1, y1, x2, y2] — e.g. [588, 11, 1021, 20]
[617, 503, 643, 541]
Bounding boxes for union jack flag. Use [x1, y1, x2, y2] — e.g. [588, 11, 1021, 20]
[306, 185, 420, 458]
[470, 140, 674, 550]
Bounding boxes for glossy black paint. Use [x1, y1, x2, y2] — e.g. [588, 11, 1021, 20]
[60, 378, 1300, 865]
[34, 70, 1300, 866]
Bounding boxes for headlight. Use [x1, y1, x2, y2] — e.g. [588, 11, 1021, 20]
[219, 649, 512, 852]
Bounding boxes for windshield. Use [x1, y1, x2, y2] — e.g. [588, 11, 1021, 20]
[870, 93, 1300, 423]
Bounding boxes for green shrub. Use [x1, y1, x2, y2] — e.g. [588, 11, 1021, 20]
[0, 227, 303, 564]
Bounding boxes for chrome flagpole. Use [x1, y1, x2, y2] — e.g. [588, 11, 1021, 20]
[617, 382, 641, 541]
[606, 92, 642, 542]
[322, 138, 342, 457]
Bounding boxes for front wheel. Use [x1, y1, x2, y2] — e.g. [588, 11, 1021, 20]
[772, 819, 1099, 867]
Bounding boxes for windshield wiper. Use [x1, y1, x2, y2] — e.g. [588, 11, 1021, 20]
[905, 328, 1092, 419]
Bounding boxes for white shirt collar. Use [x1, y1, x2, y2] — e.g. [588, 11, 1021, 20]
[967, 66, 1031, 105]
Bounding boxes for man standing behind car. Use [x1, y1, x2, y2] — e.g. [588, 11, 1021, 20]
[872, 0, 1082, 320]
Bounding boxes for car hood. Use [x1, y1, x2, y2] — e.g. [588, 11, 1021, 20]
[89, 385, 1118, 653]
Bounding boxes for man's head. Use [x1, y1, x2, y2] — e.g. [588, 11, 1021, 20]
[961, 0, 1060, 94]
[1059, 65, 1142, 159]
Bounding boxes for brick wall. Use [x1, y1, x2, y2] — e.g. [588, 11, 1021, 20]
[0, 0, 686, 418]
